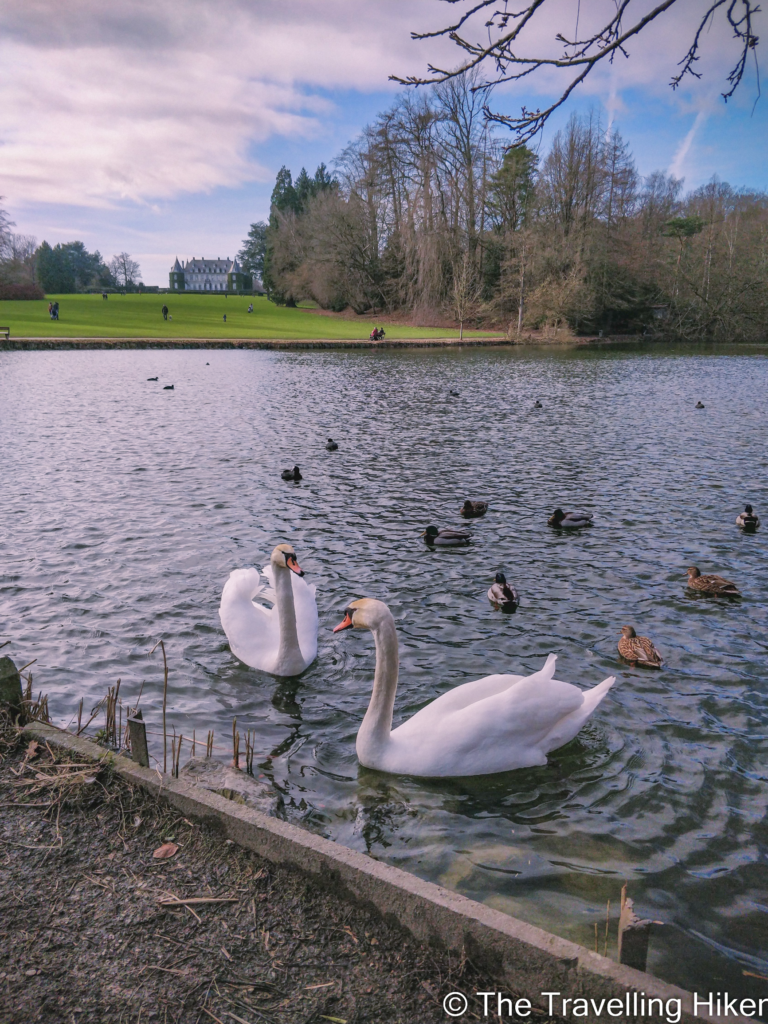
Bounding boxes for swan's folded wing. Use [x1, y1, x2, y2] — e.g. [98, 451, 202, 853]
[416, 673, 527, 718]
[422, 656, 585, 754]
[291, 573, 318, 665]
[219, 567, 279, 669]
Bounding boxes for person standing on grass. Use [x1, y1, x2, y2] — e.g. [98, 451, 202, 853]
[162, 303, 168, 321]
[52, 301, 59, 321]
[48, 301, 53, 318]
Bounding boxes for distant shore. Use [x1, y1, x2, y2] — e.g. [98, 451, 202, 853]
[1, 333, 658, 351]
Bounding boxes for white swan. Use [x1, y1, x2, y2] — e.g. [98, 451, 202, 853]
[333, 598, 616, 777]
[219, 544, 318, 676]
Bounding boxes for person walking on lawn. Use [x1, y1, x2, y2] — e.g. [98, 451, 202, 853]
[162, 304, 169, 321]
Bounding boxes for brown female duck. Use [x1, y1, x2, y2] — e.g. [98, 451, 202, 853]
[460, 500, 489, 518]
[686, 566, 740, 596]
[618, 626, 663, 668]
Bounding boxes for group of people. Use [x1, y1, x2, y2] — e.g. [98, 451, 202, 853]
[47, 301, 59, 321]
[369, 327, 386, 341]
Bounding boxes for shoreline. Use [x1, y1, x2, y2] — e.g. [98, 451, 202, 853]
[1, 333, 677, 351]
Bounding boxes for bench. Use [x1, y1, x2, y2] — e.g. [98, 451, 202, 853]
[0, 327, 9, 341]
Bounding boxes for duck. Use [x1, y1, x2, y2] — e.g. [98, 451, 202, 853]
[163, 384, 175, 390]
[147, 376, 158, 381]
[460, 500, 488, 518]
[422, 525, 471, 547]
[333, 599, 616, 777]
[534, 400, 542, 408]
[695, 401, 705, 409]
[488, 572, 519, 608]
[618, 626, 663, 668]
[736, 504, 759, 531]
[326, 438, 339, 451]
[219, 544, 318, 676]
[686, 566, 740, 596]
[449, 390, 460, 397]
[548, 509, 593, 528]
[281, 465, 302, 481]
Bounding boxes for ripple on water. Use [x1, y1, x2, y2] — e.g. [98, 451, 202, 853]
[1, 343, 766, 996]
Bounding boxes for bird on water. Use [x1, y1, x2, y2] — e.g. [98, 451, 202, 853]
[618, 626, 663, 668]
[281, 466, 302, 481]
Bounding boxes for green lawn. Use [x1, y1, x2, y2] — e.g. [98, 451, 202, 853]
[0, 293, 501, 340]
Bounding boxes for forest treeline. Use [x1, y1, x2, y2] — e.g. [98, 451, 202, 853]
[245, 76, 768, 341]
[0, 203, 143, 298]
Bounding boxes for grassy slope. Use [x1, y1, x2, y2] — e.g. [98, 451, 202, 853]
[0, 293, 501, 340]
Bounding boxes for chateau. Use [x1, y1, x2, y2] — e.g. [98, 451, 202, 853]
[169, 257, 253, 292]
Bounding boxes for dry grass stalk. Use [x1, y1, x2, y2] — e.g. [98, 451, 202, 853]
[232, 728, 240, 771]
[174, 734, 183, 778]
[244, 730, 254, 775]
[192, 729, 196, 757]
[77, 697, 83, 735]
[604, 898, 611, 957]
[206, 730, 214, 758]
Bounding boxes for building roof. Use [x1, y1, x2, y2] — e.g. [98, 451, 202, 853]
[171, 257, 183, 272]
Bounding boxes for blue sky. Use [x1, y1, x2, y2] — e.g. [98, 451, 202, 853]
[1, 0, 766, 286]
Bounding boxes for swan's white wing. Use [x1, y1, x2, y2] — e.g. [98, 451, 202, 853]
[292, 573, 318, 665]
[412, 672, 527, 718]
[219, 567, 279, 671]
[391, 655, 586, 774]
[540, 674, 615, 752]
[262, 564, 318, 668]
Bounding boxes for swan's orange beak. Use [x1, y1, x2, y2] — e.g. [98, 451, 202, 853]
[285, 554, 304, 577]
[333, 611, 354, 632]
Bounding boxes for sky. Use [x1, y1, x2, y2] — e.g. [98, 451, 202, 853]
[1, 0, 766, 286]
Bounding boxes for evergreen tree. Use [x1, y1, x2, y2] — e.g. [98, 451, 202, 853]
[237, 221, 267, 278]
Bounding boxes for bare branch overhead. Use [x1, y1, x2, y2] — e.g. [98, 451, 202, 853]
[391, 0, 761, 141]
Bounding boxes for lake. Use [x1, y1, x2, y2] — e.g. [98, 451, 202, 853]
[1, 343, 766, 998]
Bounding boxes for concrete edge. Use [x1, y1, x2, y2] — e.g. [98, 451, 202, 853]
[21, 723, 745, 1024]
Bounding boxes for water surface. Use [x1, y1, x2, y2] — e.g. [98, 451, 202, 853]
[1, 344, 766, 998]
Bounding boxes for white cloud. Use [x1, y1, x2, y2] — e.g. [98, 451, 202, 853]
[0, 0, 762, 211]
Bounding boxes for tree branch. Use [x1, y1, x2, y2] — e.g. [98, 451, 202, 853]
[392, 0, 762, 141]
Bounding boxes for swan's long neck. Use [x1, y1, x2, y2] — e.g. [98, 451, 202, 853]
[358, 615, 399, 755]
[273, 563, 301, 668]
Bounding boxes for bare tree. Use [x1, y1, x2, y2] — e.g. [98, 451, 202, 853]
[394, 0, 761, 142]
[109, 252, 141, 288]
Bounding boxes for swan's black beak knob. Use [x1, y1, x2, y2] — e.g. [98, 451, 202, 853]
[286, 554, 304, 577]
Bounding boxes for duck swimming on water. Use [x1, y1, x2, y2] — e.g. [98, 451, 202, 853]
[326, 438, 339, 451]
[686, 566, 740, 596]
[422, 525, 471, 547]
[281, 466, 302, 481]
[618, 626, 663, 668]
[548, 509, 593, 528]
[460, 500, 488, 518]
[736, 504, 759, 531]
[488, 572, 519, 608]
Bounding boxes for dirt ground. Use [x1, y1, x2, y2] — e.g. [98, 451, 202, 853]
[0, 716, 539, 1024]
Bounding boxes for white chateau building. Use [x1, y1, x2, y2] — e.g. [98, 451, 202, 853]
[169, 257, 253, 292]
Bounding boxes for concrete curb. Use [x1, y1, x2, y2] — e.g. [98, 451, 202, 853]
[21, 723, 742, 1024]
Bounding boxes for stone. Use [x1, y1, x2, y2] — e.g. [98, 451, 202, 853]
[179, 756, 282, 817]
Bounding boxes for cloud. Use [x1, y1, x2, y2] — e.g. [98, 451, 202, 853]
[669, 108, 710, 180]
[0, 0, 763, 210]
